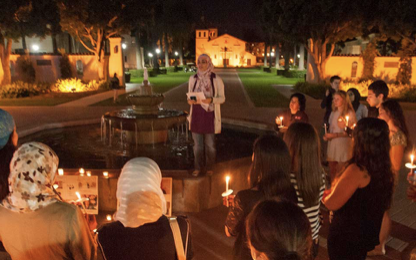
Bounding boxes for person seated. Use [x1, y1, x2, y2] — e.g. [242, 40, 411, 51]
[246, 199, 312, 260]
[276, 93, 309, 132]
[97, 157, 193, 260]
[0, 142, 97, 260]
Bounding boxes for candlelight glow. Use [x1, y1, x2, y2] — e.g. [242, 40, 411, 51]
[86, 171, 91, 177]
[103, 171, 109, 177]
[58, 168, 64, 176]
[76, 191, 81, 200]
[53, 184, 59, 189]
[411, 155, 414, 165]
[106, 214, 112, 221]
[79, 168, 85, 176]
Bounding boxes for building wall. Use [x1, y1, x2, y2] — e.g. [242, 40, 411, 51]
[308, 55, 416, 85]
[195, 30, 256, 67]
[0, 54, 100, 84]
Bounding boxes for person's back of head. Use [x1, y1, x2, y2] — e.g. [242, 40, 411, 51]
[284, 122, 322, 208]
[249, 135, 295, 201]
[330, 75, 341, 83]
[0, 109, 17, 200]
[246, 199, 312, 260]
[350, 118, 394, 211]
[368, 80, 389, 100]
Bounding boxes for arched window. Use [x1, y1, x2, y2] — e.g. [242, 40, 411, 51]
[76, 60, 83, 76]
[351, 61, 358, 78]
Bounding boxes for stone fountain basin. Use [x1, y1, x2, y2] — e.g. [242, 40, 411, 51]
[103, 108, 188, 131]
[127, 94, 165, 115]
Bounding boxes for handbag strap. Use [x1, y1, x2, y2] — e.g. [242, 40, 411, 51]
[169, 217, 186, 260]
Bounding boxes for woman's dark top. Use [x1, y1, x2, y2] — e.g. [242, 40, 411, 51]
[328, 184, 384, 255]
[281, 109, 309, 128]
[98, 215, 193, 260]
[225, 190, 265, 260]
[191, 104, 214, 134]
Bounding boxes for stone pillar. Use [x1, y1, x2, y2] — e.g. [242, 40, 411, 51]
[109, 37, 125, 87]
[299, 45, 305, 70]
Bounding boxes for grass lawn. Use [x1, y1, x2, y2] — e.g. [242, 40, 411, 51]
[0, 91, 104, 106]
[238, 71, 303, 107]
[93, 72, 194, 106]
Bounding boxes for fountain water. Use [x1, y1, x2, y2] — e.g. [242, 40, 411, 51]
[102, 68, 188, 145]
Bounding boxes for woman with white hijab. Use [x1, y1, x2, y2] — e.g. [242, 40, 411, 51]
[187, 54, 225, 177]
[0, 142, 97, 260]
[97, 157, 192, 260]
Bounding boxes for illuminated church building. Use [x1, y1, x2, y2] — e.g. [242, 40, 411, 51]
[195, 29, 256, 67]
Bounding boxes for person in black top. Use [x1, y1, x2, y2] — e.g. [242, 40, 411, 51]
[97, 158, 193, 260]
[276, 93, 309, 133]
[323, 118, 394, 260]
[224, 135, 297, 260]
[321, 75, 341, 124]
[110, 73, 120, 104]
[366, 80, 389, 118]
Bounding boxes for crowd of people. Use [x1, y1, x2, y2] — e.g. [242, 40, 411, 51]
[0, 65, 413, 260]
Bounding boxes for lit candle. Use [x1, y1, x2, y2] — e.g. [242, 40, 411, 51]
[411, 155, 414, 166]
[103, 171, 109, 178]
[280, 117, 283, 127]
[324, 123, 327, 134]
[79, 168, 85, 176]
[86, 171, 91, 177]
[345, 116, 349, 127]
[106, 214, 112, 221]
[58, 168, 64, 176]
[53, 184, 59, 190]
[76, 191, 88, 214]
[226, 176, 230, 193]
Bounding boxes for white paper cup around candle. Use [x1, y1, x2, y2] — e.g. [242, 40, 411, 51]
[222, 189, 233, 207]
[58, 168, 64, 176]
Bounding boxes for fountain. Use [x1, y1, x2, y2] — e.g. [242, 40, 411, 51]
[102, 68, 188, 145]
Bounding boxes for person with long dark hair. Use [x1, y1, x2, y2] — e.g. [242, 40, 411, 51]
[225, 135, 297, 260]
[284, 122, 325, 258]
[0, 109, 18, 201]
[368, 99, 410, 256]
[323, 118, 394, 260]
[347, 88, 368, 121]
[275, 93, 309, 132]
[246, 199, 312, 260]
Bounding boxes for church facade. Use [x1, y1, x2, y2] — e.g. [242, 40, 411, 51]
[195, 29, 256, 67]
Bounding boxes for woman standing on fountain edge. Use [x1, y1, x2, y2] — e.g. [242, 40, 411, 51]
[187, 54, 225, 177]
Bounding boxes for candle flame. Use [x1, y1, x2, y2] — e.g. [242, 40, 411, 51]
[411, 154, 415, 164]
[280, 116, 283, 120]
[103, 171, 109, 177]
[226, 176, 230, 182]
[86, 171, 91, 177]
[106, 214, 112, 221]
[53, 184, 59, 189]
[58, 168, 64, 176]
[75, 191, 81, 200]
[79, 168, 85, 175]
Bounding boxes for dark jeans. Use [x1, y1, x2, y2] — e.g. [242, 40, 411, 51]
[327, 236, 367, 260]
[192, 133, 216, 171]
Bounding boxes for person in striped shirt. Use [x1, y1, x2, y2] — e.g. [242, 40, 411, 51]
[284, 122, 326, 258]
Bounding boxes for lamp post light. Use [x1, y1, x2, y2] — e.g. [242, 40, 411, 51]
[122, 43, 127, 50]
[155, 48, 161, 69]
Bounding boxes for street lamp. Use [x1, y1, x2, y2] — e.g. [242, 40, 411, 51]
[32, 44, 39, 52]
[122, 43, 127, 49]
[175, 51, 178, 56]
[148, 53, 153, 57]
[156, 48, 161, 54]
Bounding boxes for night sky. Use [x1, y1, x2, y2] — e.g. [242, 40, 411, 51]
[189, 0, 264, 42]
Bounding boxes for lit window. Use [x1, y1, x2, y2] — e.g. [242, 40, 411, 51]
[199, 32, 201, 37]
[204, 32, 206, 37]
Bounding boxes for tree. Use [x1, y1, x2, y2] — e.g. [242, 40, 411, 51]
[275, 0, 362, 82]
[57, 0, 134, 79]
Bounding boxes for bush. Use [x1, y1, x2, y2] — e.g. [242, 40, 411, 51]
[59, 49, 72, 79]
[293, 82, 328, 99]
[16, 55, 36, 83]
[130, 69, 145, 78]
[52, 78, 106, 93]
[0, 81, 50, 98]
[277, 70, 306, 78]
[99, 81, 111, 91]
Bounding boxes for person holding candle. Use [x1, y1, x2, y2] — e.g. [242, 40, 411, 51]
[187, 54, 225, 177]
[369, 99, 409, 256]
[323, 90, 356, 182]
[0, 142, 97, 260]
[224, 135, 297, 260]
[0, 109, 18, 201]
[275, 93, 309, 132]
[97, 157, 193, 260]
[283, 122, 326, 258]
[323, 118, 394, 260]
[246, 199, 312, 260]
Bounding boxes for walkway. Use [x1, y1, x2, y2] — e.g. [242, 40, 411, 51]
[0, 69, 415, 260]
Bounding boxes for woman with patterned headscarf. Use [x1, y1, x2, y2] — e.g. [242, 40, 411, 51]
[97, 157, 192, 260]
[0, 142, 97, 260]
[187, 54, 225, 177]
[0, 109, 18, 200]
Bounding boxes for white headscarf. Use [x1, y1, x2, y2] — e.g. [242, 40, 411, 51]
[1, 142, 60, 213]
[196, 54, 215, 112]
[114, 157, 167, 228]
